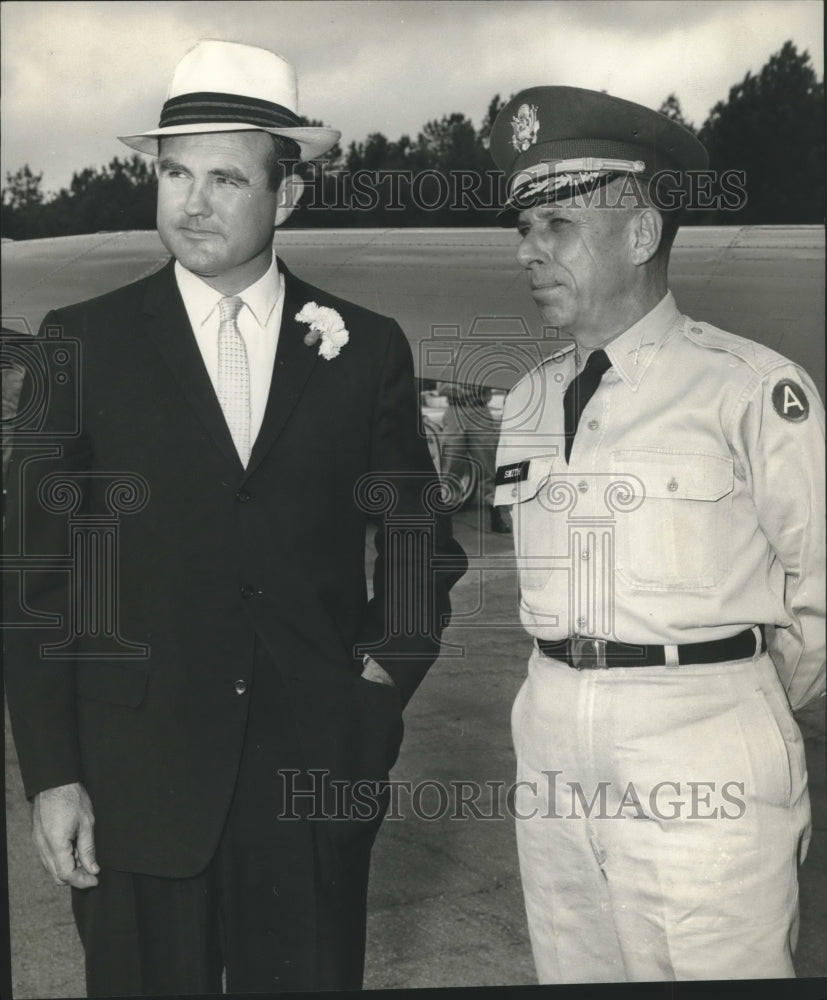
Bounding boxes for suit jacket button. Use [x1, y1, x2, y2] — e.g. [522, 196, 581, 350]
[240, 585, 255, 599]
[236, 490, 251, 502]
[235, 679, 247, 695]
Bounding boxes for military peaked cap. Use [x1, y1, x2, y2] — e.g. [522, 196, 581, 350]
[489, 86, 709, 218]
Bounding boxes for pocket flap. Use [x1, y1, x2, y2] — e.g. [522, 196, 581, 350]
[494, 455, 556, 506]
[610, 450, 734, 501]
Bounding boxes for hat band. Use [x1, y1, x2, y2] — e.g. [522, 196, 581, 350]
[159, 91, 303, 130]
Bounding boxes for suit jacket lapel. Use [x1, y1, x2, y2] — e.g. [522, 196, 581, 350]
[141, 257, 321, 476]
[245, 261, 320, 474]
[142, 260, 242, 469]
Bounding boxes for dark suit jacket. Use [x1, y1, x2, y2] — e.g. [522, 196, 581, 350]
[4, 258, 465, 879]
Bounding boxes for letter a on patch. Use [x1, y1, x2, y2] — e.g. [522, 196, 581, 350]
[772, 379, 809, 422]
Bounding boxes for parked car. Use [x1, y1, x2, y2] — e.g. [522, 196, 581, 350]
[420, 385, 505, 508]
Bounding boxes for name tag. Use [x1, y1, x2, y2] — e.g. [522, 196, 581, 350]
[495, 460, 530, 486]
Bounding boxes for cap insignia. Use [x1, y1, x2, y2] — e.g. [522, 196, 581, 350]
[511, 103, 540, 153]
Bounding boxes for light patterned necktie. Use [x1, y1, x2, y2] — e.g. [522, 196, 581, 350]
[216, 295, 251, 466]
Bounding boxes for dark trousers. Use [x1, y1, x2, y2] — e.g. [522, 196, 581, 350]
[72, 641, 374, 996]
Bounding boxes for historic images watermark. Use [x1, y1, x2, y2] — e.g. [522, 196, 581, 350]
[298, 167, 506, 213]
[283, 163, 749, 215]
[276, 769, 748, 823]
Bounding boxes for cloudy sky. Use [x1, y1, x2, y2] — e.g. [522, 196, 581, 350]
[1, 0, 823, 196]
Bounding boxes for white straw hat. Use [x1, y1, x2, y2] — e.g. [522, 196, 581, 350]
[118, 39, 340, 161]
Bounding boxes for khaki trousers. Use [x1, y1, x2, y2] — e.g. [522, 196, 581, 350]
[512, 646, 811, 982]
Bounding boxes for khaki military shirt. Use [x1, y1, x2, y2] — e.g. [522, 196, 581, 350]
[494, 293, 825, 710]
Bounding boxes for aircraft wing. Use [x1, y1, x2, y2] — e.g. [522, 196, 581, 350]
[2, 226, 824, 395]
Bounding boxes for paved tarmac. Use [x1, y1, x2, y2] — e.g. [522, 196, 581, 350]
[3, 226, 823, 398]
[4, 508, 826, 998]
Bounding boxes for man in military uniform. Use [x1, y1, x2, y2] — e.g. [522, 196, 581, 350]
[489, 87, 825, 982]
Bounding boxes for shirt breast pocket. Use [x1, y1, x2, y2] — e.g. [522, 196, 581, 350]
[609, 449, 734, 590]
[494, 455, 557, 589]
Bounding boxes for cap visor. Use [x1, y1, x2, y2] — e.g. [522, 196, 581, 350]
[498, 171, 623, 224]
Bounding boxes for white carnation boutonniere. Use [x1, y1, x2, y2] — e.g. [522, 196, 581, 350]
[295, 302, 350, 360]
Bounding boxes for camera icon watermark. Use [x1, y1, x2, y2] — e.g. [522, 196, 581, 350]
[2, 325, 82, 441]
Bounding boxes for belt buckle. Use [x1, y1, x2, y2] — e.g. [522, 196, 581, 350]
[570, 637, 608, 669]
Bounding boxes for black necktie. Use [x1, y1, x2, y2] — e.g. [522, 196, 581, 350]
[563, 349, 611, 463]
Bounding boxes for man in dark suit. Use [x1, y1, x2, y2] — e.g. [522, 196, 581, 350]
[4, 40, 465, 995]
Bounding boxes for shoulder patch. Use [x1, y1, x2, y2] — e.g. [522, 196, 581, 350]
[772, 379, 809, 422]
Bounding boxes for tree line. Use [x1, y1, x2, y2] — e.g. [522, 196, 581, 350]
[2, 41, 822, 239]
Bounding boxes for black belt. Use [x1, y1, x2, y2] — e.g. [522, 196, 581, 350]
[537, 626, 766, 670]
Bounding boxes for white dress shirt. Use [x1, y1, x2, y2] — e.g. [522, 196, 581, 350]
[174, 253, 285, 447]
